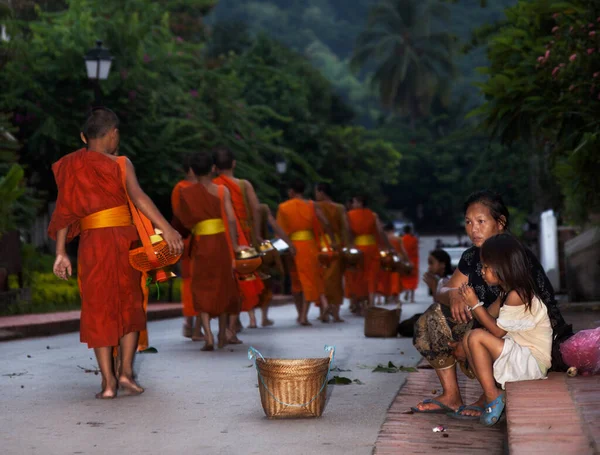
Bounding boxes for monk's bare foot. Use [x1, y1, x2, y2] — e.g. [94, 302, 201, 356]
[261, 319, 274, 327]
[217, 333, 226, 349]
[201, 343, 214, 352]
[225, 329, 243, 345]
[299, 320, 312, 326]
[96, 378, 117, 399]
[333, 317, 345, 323]
[248, 324, 258, 329]
[118, 376, 144, 396]
[182, 324, 193, 339]
[191, 331, 205, 342]
[413, 394, 462, 413]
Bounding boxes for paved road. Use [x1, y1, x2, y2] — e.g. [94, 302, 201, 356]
[0, 236, 454, 455]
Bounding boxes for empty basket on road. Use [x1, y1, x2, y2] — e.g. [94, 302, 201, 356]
[364, 307, 401, 338]
[248, 346, 334, 419]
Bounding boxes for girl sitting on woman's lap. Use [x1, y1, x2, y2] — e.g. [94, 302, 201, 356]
[459, 233, 552, 426]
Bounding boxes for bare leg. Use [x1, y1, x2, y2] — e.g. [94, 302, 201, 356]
[319, 294, 330, 322]
[94, 346, 117, 399]
[299, 299, 312, 326]
[467, 329, 505, 403]
[409, 290, 415, 303]
[226, 314, 243, 344]
[293, 292, 303, 322]
[118, 331, 144, 395]
[260, 295, 273, 326]
[217, 314, 228, 349]
[192, 316, 204, 341]
[200, 312, 214, 351]
[331, 304, 344, 323]
[248, 309, 258, 328]
[414, 364, 463, 411]
[182, 316, 194, 338]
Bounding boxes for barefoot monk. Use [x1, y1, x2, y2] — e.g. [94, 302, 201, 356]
[49, 108, 184, 399]
[172, 151, 243, 351]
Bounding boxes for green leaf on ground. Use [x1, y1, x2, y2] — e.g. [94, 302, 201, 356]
[328, 376, 353, 385]
[353, 379, 365, 385]
[372, 362, 417, 373]
[331, 366, 352, 372]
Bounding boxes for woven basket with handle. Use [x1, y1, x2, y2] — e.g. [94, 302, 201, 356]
[364, 307, 401, 338]
[248, 346, 334, 419]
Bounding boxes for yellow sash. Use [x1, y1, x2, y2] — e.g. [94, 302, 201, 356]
[80, 205, 132, 231]
[290, 230, 314, 241]
[192, 218, 225, 236]
[355, 234, 376, 246]
[320, 233, 341, 248]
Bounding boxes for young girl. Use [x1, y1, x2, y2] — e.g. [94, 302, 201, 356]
[422, 249, 453, 300]
[459, 233, 552, 426]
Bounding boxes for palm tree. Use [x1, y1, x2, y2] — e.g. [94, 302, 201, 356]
[351, 0, 456, 127]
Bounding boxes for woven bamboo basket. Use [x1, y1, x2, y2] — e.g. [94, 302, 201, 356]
[364, 307, 401, 338]
[248, 346, 334, 419]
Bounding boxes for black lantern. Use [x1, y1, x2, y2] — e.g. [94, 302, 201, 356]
[84, 40, 113, 105]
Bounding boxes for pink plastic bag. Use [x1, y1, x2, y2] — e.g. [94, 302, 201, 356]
[559, 327, 600, 376]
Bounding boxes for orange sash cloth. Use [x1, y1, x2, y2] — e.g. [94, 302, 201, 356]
[174, 183, 240, 317]
[377, 237, 403, 296]
[47, 149, 147, 349]
[348, 208, 380, 295]
[277, 199, 324, 302]
[213, 175, 264, 312]
[171, 180, 196, 317]
[316, 201, 344, 306]
[401, 233, 419, 291]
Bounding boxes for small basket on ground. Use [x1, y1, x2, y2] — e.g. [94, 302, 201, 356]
[364, 307, 401, 338]
[248, 345, 335, 419]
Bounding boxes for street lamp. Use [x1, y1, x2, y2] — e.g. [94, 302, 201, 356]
[84, 40, 113, 106]
[276, 157, 287, 175]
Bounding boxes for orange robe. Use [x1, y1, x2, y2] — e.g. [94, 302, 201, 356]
[48, 149, 146, 348]
[377, 237, 403, 297]
[213, 175, 264, 311]
[316, 201, 345, 306]
[348, 208, 380, 296]
[171, 180, 196, 317]
[401, 233, 419, 290]
[173, 183, 240, 317]
[276, 199, 324, 302]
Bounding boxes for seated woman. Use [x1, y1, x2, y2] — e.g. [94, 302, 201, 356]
[411, 190, 572, 419]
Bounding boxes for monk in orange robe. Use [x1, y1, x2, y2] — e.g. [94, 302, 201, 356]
[347, 195, 392, 311]
[172, 151, 243, 350]
[213, 147, 264, 329]
[277, 179, 335, 325]
[49, 108, 183, 399]
[377, 222, 409, 304]
[400, 225, 419, 303]
[256, 203, 296, 326]
[171, 159, 201, 341]
[315, 182, 350, 322]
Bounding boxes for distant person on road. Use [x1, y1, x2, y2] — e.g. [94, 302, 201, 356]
[400, 225, 419, 303]
[459, 234, 552, 426]
[171, 156, 202, 341]
[422, 248, 453, 300]
[347, 195, 392, 311]
[411, 190, 572, 420]
[315, 182, 350, 322]
[377, 222, 409, 304]
[276, 179, 335, 325]
[172, 151, 243, 351]
[49, 107, 184, 398]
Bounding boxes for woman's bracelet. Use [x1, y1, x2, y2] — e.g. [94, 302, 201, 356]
[469, 301, 485, 312]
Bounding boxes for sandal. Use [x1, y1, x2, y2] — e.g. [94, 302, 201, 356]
[410, 398, 456, 414]
[480, 392, 506, 426]
[447, 405, 484, 420]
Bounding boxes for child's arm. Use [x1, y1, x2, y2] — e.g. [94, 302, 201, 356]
[458, 284, 507, 338]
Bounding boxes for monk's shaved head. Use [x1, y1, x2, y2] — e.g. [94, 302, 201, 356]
[213, 147, 234, 170]
[288, 179, 306, 195]
[316, 182, 332, 197]
[82, 107, 119, 140]
[189, 151, 214, 176]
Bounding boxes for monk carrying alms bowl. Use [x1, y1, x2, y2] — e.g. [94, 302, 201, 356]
[379, 249, 397, 272]
[318, 247, 339, 268]
[342, 247, 363, 270]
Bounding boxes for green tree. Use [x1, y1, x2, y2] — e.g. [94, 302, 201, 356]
[470, 0, 600, 224]
[350, 0, 456, 126]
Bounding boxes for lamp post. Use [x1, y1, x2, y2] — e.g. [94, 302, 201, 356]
[275, 156, 287, 202]
[84, 40, 113, 107]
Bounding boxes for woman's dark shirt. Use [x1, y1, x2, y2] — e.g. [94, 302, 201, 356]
[458, 245, 568, 332]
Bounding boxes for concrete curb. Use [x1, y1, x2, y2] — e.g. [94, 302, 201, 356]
[0, 296, 295, 342]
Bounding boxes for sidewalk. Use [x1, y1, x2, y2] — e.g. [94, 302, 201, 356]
[0, 294, 294, 341]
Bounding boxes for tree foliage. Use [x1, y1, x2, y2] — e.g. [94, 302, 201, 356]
[470, 0, 600, 223]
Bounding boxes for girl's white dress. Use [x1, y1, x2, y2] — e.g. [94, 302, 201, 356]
[493, 296, 552, 388]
